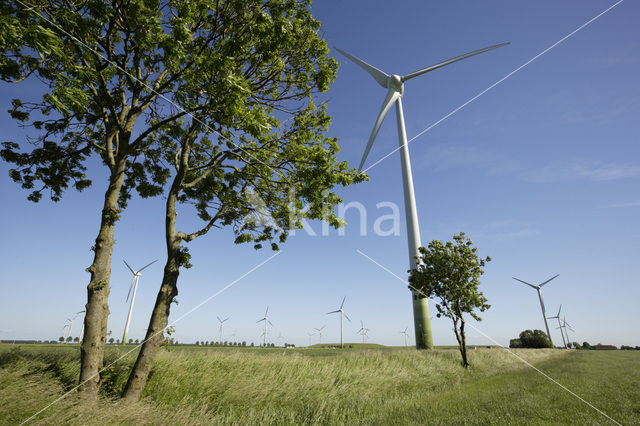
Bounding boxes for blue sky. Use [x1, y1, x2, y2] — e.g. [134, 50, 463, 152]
[1, 0, 638, 348]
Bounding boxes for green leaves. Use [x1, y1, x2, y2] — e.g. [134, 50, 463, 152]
[409, 232, 491, 322]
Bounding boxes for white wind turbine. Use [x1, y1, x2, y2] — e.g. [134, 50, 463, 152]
[256, 306, 273, 347]
[327, 296, 351, 348]
[400, 326, 410, 347]
[336, 42, 508, 349]
[217, 316, 229, 343]
[64, 310, 85, 343]
[307, 331, 316, 347]
[314, 325, 326, 344]
[547, 305, 566, 348]
[122, 259, 158, 345]
[357, 320, 370, 344]
[512, 274, 559, 346]
[562, 317, 574, 345]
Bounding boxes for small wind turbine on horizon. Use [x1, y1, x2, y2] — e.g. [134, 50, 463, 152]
[512, 274, 559, 346]
[217, 316, 229, 343]
[314, 325, 326, 344]
[357, 320, 370, 344]
[547, 305, 566, 348]
[256, 306, 273, 347]
[122, 259, 158, 345]
[307, 331, 316, 347]
[336, 41, 509, 349]
[400, 326, 410, 347]
[562, 317, 574, 345]
[327, 296, 350, 348]
[64, 310, 85, 343]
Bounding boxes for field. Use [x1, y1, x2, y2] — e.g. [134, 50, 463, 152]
[1, 344, 638, 425]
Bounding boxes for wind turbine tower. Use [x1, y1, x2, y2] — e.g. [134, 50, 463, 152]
[122, 259, 157, 345]
[336, 42, 508, 349]
[217, 316, 229, 343]
[327, 296, 351, 348]
[512, 274, 559, 346]
[256, 306, 273, 347]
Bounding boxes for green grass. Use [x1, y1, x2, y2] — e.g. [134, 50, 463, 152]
[1, 344, 638, 425]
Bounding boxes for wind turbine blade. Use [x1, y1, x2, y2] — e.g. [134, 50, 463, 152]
[256, 318, 264, 323]
[539, 274, 560, 287]
[402, 42, 509, 82]
[224, 317, 229, 323]
[265, 306, 269, 316]
[344, 313, 351, 322]
[557, 305, 562, 317]
[339, 296, 346, 309]
[217, 316, 222, 322]
[123, 259, 135, 274]
[512, 277, 538, 289]
[334, 47, 389, 88]
[268, 320, 273, 326]
[138, 259, 158, 273]
[358, 89, 401, 171]
[327, 310, 340, 315]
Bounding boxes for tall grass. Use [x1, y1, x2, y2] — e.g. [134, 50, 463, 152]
[2, 345, 637, 425]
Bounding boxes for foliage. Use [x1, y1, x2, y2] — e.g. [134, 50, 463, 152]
[516, 330, 553, 349]
[409, 232, 490, 367]
[9, 345, 640, 425]
[509, 338, 522, 348]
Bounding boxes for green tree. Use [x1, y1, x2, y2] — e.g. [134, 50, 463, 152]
[73, 337, 79, 343]
[509, 338, 523, 348]
[58, 336, 64, 343]
[0, 0, 211, 396]
[122, 0, 360, 401]
[108, 337, 115, 345]
[409, 233, 491, 368]
[517, 330, 553, 348]
[66, 336, 73, 343]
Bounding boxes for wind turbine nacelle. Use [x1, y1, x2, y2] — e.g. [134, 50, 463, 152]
[389, 75, 404, 95]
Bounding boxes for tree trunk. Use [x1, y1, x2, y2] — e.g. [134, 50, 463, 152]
[78, 159, 126, 398]
[122, 178, 182, 402]
[459, 318, 468, 369]
[121, 249, 180, 402]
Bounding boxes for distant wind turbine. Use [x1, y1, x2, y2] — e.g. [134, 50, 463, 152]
[547, 305, 566, 348]
[512, 274, 559, 346]
[256, 306, 273, 347]
[357, 320, 370, 344]
[327, 296, 351, 348]
[562, 317, 574, 345]
[336, 41, 508, 349]
[307, 331, 316, 347]
[122, 259, 157, 345]
[217, 316, 229, 343]
[314, 325, 326, 344]
[400, 326, 410, 347]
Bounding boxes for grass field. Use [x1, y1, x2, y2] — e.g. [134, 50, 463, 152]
[1, 344, 638, 425]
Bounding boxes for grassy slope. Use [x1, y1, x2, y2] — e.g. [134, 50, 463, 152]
[1, 345, 638, 425]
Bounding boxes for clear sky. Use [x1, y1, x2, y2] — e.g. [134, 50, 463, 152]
[1, 0, 638, 348]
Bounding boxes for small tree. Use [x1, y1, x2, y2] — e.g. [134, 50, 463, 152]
[572, 341, 582, 349]
[66, 336, 73, 343]
[517, 330, 553, 348]
[509, 338, 523, 348]
[109, 337, 115, 345]
[58, 336, 64, 343]
[582, 341, 592, 350]
[409, 232, 491, 368]
[128, 338, 133, 345]
[73, 337, 79, 343]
